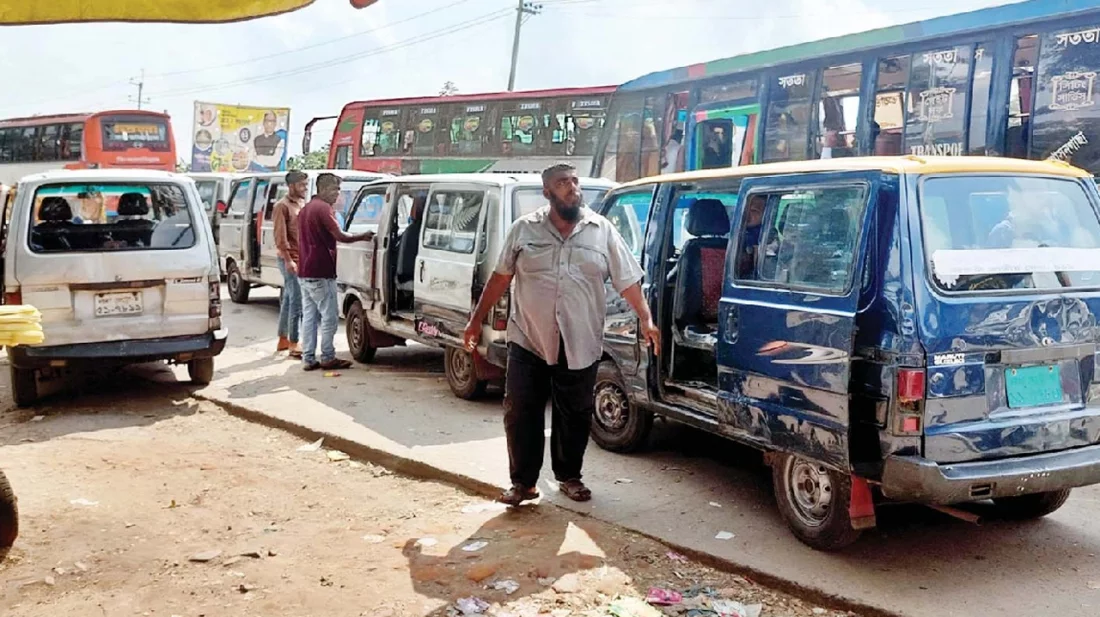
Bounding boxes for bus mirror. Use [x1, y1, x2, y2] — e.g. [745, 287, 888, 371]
[216, 200, 228, 214]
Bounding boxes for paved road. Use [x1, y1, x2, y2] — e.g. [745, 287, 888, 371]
[95, 288, 1100, 615]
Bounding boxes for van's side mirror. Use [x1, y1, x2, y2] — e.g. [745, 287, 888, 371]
[216, 200, 228, 215]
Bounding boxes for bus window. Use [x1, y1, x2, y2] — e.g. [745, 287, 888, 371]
[640, 96, 664, 178]
[1007, 35, 1038, 159]
[61, 123, 82, 161]
[334, 145, 351, 169]
[700, 79, 758, 105]
[451, 102, 492, 156]
[500, 100, 543, 156]
[661, 92, 689, 174]
[1031, 26, 1100, 170]
[698, 120, 735, 170]
[968, 45, 993, 154]
[763, 70, 816, 162]
[361, 108, 403, 158]
[874, 55, 909, 155]
[101, 115, 171, 153]
[39, 125, 59, 161]
[817, 64, 861, 159]
[905, 45, 971, 157]
[408, 106, 442, 156]
[567, 98, 605, 157]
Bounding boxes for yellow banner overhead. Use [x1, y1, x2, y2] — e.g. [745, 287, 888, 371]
[0, 0, 315, 25]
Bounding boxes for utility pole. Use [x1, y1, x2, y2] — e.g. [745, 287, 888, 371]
[507, 1, 543, 91]
[129, 69, 150, 110]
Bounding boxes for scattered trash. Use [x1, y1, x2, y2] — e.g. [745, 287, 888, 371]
[645, 588, 684, 606]
[708, 502, 722, 508]
[74, 562, 89, 573]
[462, 540, 489, 552]
[297, 438, 324, 452]
[455, 597, 490, 615]
[31, 415, 44, 422]
[238, 583, 257, 594]
[666, 551, 688, 563]
[362, 534, 386, 544]
[710, 600, 762, 617]
[124, 522, 136, 528]
[167, 499, 180, 509]
[537, 576, 557, 586]
[240, 550, 263, 559]
[812, 609, 828, 615]
[614, 478, 634, 484]
[489, 578, 521, 595]
[348, 461, 364, 469]
[326, 450, 351, 462]
[69, 498, 98, 507]
[609, 597, 663, 617]
[188, 549, 223, 563]
[43, 576, 56, 586]
[461, 502, 507, 514]
[415, 537, 438, 548]
[714, 531, 735, 541]
[267, 549, 278, 557]
[323, 371, 341, 378]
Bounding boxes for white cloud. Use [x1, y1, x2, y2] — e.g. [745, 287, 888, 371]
[0, 0, 1020, 162]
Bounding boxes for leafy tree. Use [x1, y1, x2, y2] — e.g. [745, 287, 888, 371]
[439, 81, 459, 96]
[175, 159, 190, 173]
[287, 143, 330, 170]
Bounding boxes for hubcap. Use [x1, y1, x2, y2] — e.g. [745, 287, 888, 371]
[228, 270, 240, 295]
[594, 381, 629, 432]
[350, 312, 364, 350]
[449, 349, 473, 385]
[786, 457, 834, 527]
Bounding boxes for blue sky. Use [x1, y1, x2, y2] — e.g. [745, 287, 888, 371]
[0, 0, 1018, 161]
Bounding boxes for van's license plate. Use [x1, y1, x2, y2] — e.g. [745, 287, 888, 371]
[94, 291, 143, 317]
[1005, 365, 1063, 408]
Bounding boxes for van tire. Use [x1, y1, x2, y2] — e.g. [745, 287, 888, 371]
[772, 453, 862, 551]
[591, 360, 652, 453]
[0, 469, 17, 562]
[188, 358, 215, 385]
[445, 347, 487, 400]
[9, 366, 37, 409]
[346, 301, 377, 364]
[991, 489, 1072, 520]
[226, 261, 250, 304]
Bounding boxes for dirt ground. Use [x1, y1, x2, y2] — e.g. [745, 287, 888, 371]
[0, 379, 859, 617]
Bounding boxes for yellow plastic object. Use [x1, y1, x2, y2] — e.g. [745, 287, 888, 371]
[0, 305, 43, 347]
[0, 0, 315, 25]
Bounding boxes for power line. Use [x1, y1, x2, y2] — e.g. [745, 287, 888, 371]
[507, 1, 543, 91]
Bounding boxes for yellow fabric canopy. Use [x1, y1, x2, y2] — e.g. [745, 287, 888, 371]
[0, 0, 316, 25]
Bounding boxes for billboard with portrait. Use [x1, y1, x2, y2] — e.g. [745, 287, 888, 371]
[191, 101, 290, 173]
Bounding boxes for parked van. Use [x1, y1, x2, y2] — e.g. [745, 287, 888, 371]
[336, 173, 616, 398]
[3, 170, 226, 407]
[220, 169, 387, 303]
[591, 156, 1100, 550]
[187, 172, 240, 245]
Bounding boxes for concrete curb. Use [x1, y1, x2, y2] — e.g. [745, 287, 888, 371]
[195, 390, 903, 617]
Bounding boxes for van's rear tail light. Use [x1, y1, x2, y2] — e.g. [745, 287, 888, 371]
[491, 291, 510, 331]
[895, 367, 925, 435]
[208, 280, 222, 319]
[4, 290, 22, 305]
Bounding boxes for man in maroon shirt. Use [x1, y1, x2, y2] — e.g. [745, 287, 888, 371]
[297, 173, 374, 371]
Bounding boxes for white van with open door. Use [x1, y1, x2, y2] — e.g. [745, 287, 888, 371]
[219, 169, 387, 303]
[336, 173, 616, 399]
[2, 170, 226, 407]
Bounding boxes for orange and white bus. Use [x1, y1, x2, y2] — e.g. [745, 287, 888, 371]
[0, 110, 176, 185]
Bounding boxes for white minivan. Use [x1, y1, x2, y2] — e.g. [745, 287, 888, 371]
[187, 172, 241, 246]
[2, 170, 227, 407]
[336, 173, 617, 399]
[219, 169, 387, 303]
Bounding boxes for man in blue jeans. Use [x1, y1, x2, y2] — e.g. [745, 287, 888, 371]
[272, 170, 307, 358]
[297, 173, 374, 371]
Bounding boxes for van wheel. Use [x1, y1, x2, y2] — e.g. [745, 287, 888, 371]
[0, 469, 17, 562]
[990, 489, 1072, 520]
[226, 261, 250, 304]
[346, 301, 377, 364]
[188, 358, 215, 385]
[591, 360, 652, 453]
[445, 347, 487, 400]
[772, 453, 862, 551]
[9, 366, 37, 409]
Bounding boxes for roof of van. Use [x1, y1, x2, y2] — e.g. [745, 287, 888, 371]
[617, 156, 1093, 189]
[18, 169, 187, 185]
[187, 172, 244, 180]
[239, 169, 390, 181]
[378, 173, 617, 187]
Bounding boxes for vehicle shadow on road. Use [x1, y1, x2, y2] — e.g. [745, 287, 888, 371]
[402, 506, 626, 616]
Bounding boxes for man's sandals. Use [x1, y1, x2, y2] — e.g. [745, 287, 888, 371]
[497, 479, 592, 506]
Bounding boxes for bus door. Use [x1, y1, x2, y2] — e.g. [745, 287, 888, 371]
[686, 103, 759, 172]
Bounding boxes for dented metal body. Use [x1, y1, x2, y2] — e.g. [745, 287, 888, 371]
[598, 156, 1100, 506]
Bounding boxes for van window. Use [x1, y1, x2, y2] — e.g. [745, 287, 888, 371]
[195, 180, 218, 212]
[919, 175, 1100, 292]
[423, 189, 486, 254]
[672, 189, 739, 252]
[29, 183, 197, 253]
[735, 185, 868, 294]
[601, 189, 654, 260]
[228, 180, 251, 217]
[511, 187, 608, 221]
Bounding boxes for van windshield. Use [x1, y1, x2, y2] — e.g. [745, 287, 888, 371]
[512, 186, 608, 221]
[194, 180, 217, 212]
[29, 183, 197, 253]
[919, 175, 1100, 292]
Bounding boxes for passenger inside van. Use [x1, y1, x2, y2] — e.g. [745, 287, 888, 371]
[30, 197, 75, 251]
[113, 192, 156, 248]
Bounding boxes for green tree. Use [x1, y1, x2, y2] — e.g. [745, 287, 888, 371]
[439, 81, 459, 96]
[287, 143, 330, 170]
[175, 159, 190, 173]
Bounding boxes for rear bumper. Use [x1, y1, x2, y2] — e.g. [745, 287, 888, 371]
[9, 329, 228, 369]
[881, 443, 1100, 504]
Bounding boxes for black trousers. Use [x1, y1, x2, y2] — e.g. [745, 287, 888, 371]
[503, 342, 599, 488]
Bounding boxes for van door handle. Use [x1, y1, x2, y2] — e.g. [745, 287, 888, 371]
[724, 305, 740, 343]
[419, 260, 425, 283]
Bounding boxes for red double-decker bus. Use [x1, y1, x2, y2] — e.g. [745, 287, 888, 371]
[0, 109, 176, 185]
[326, 86, 615, 175]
